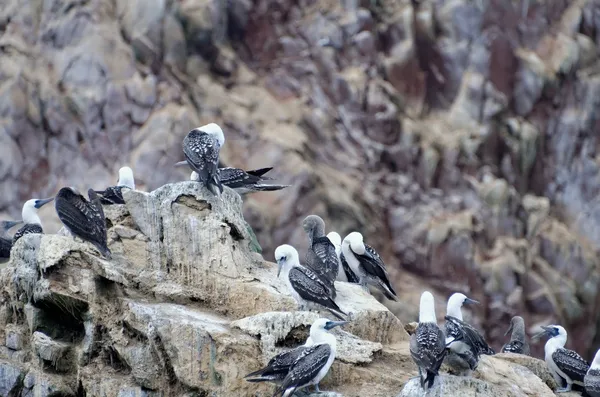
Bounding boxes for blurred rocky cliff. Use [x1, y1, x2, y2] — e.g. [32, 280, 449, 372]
[1, 0, 600, 360]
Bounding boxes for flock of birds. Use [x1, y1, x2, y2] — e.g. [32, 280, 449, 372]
[1, 122, 600, 396]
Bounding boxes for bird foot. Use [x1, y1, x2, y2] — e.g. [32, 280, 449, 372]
[555, 386, 571, 393]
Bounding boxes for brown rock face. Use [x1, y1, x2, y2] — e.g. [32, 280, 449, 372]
[1, 0, 600, 362]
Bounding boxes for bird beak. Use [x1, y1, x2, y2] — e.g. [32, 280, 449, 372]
[173, 161, 188, 168]
[504, 322, 514, 337]
[532, 326, 551, 341]
[2, 220, 22, 231]
[276, 260, 283, 278]
[36, 197, 55, 208]
[325, 321, 349, 330]
[464, 297, 479, 305]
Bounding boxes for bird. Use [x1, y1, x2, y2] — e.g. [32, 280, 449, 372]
[274, 244, 346, 320]
[585, 349, 600, 397]
[444, 292, 491, 375]
[94, 166, 136, 205]
[326, 231, 359, 283]
[244, 317, 345, 385]
[533, 324, 589, 393]
[271, 318, 346, 396]
[302, 215, 339, 291]
[0, 220, 22, 259]
[182, 123, 225, 196]
[501, 316, 530, 355]
[54, 187, 112, 259]
[13, 197, 55, 243]
[340, 231, 398, 301]
[410, 291, 447, 390]
[196, 167, 290, 195]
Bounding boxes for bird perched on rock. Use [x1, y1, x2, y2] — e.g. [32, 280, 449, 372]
[0, 220, 22, 259]
[326, 231, 359, 283]
[302, 215, 339, 292]
[444, 292, 492, 375]
[204, 167, 290, 195]
[410, 291, 446, 390]
[341, 231, 398, 301]
[534, 324, 589, 393]
[271, 318, 347, 396]
[585, 349, 600, 397]
[244, 317, 346, 387]
[274, 244, 346, 320]
[501, 316, 530, 355]
[94, 166, 136, 205]
[182, 123, 225, 196]
[55, 187, 111, 259]
[13, 197, 55, 243]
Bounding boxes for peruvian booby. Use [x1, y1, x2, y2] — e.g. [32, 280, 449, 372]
[534, 324, 589, 393]
[0, 220, 22, 259]
[214, 167, 290, 194]
[585, 349, 600, 397]
[302, 215, 339, 291]
[410, 291, 447, 390]
[13, 197, 54, 243]
[244, 317, 345, 386]
[341, 231, 398, 301]
[501, 316, 530, 355]
[55, 187, 112, 259]
[326, 232, 359, 283]
[275, 244, 346, 320]
[272, 318, 346, 396]
[182, 123, 225, 196]
[444, 293, 491, 375]
[94, 166, 135, 205]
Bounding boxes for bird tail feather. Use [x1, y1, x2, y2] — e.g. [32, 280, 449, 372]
[378, 280, 398, 301]
[246, 167, 273, 178]
[424, 369, 437, 389]
[244, 367, 269, 379]
[252, 184, 291, 192]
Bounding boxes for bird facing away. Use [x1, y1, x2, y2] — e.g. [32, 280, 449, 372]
[244, 317, 346, 386]
[501, 316, 530, 355]
[533, 324, 589, 393]
[0, 220, 22, 259]
[327, 231, 359, 283]
[274, 244, 346, 320]
[272, 318, 347, 397]
[55, 187, 112, 259]
[13, 197, 54, 243]
[182, 123, 225, 196]
[410, 291, 446, 390]
[585, 349, 600, 397]
[94, 166, 136, 205]
[341, 231, 398, 301]
[444, 292, 488, 375]
[302, 215, 339, 290]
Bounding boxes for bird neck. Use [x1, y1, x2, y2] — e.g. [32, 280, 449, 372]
[419, 300, 437, 324]
[310, 330, 336, 349]
[545, 334, 567, 355]
[118, 175, 135, 189]
[446, 297, 463, 320]
[22, 208, 41, 225]
[510, 320, 525, 342]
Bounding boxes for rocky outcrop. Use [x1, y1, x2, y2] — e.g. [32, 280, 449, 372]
[1, 0, 600, 362]
[0, 182, 568, 396]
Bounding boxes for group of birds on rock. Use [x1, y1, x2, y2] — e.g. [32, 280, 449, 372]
[410, 290, 600, 397]
[4, 121, 600, 397]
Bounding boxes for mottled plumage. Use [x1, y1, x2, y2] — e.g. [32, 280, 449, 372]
[410, 291, 446, 390]
[445, 316, 494, 356]
[245, 346, 310, 384]
[55, 187, 111, 259]
[502, 316, 529, 355]
[585, 350, 600, 397]
[342, 232, 398, 301]
[12, 224, 43, 244]
[219, 167, 290, 194]
[275, 244, 345, 320]
[183, 123, 225, 196]
[303, 216, 339, 290]
[273, 344, 331, 397]
[94, 166, 135, 205]
[13, 198, 53, 244]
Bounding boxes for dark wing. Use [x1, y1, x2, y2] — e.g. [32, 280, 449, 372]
[183, 130, 220, 186]
[554, 348, 590, 383]
[12, 224, 43, 243]
[95, 186, 125, 205]
[340, 253, 360, 283]
[245, 346, 309, 382]
[410, 323, 447, 373]
[354, 244, 397, 298]
[445, 316, 494, 355]
[501, 340, 527, 354]
[288, 267, 344, 315]
[276, 344, 331, 394]
[55, 188, 111, 258]
[311, 237, 339, 281]
[219, 167, 262, 189]
[444, 316, 462, 341]
[0, 237, 12, 258]
[246, 167, 273, 178]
